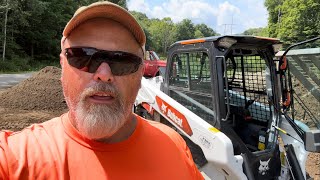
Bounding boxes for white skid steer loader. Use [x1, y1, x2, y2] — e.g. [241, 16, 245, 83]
[135, 36, 320, 180]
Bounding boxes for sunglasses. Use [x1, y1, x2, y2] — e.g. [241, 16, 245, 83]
[64, 47, 143, 76]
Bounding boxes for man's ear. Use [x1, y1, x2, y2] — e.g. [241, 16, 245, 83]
[59, 53, 64, 82]
[60, 36, 67, 68]
[60, 53, 65, 67]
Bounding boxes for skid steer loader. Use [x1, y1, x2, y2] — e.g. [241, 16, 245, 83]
[135, 35, 320, 180]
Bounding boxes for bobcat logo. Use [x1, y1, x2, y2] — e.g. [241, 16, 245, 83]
[258, 158, 270, 175]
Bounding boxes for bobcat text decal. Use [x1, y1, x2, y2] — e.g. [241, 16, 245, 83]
[156, 96, 193, 136]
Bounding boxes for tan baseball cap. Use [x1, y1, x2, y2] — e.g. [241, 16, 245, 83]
[62, 1, 146, 50]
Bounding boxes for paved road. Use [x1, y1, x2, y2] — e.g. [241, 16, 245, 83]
[0, 73, 34, 89]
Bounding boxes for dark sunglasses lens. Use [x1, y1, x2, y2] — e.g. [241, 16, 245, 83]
[91, 51, 142, 75]
[66, 48, 142, 75]
[66, 48, 94, 69]
[88, 58, 104, 73]
[109, 61, 140, 76]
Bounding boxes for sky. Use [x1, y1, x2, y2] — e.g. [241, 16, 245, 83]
[127, 0, 268, 35]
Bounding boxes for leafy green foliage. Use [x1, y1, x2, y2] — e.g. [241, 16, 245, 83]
[264, 0, 284, 38]
[108, 0, 127, 9]
[175, 19, 195, 41]
[148, 17, 176, 54]
[130, 12, 218, 57]
[195, 23, 219, 37]
[242, 27, 268, 37]
[0, 0, 217, 72]
[264, 0, 320, 46]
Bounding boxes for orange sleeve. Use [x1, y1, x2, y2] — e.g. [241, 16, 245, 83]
[0, 131, 12, 180]
[187, 146, 204, 179]
[156, 123, 204, 180]
[179, 135, 204, 180]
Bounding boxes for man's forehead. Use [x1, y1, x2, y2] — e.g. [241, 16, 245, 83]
[61, 18, 143, 57]
[70, 18, 130, 37]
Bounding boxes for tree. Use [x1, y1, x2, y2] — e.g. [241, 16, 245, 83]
[130, 11, 153, 51]
[242, 27, 268, 37]
[264, 0, 284, 38]
[148, 17, 176, 55]
[108, 0, 127, 9]
[175, 19, 195, 41]
[278, 0, 319, 44]
[130, 11, 150, 26]
[1, 1, 9, 61]
[264, 0, 320, 45]
[194, 30, 204, 38]
[194, 23, 219, 38]
[1, 0, 32, 61]
[0, 0, 223, 72]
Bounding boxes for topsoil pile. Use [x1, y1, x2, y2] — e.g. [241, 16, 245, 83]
[291, 76, 320, 129]
[0, 66, 67, 131]
[0, 66, 67, 111]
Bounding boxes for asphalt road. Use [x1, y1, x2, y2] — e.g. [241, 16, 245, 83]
[0, 73, 34, 89]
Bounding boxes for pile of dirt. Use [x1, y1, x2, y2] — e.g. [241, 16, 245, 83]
[0, 66, 67, 111]
[0, 66, 67, 131]
[291, 76, 320, 129]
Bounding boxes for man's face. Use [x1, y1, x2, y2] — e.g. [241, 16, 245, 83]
[60, 18, 144, 140]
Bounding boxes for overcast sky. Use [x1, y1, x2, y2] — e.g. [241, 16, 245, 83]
[128, 0, 268, 35]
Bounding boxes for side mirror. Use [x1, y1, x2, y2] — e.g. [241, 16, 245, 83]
[304, 130, 320, 152]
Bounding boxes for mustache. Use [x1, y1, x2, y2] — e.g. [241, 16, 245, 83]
[81, 83, 119, 98]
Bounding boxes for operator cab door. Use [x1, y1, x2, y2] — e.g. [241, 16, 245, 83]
[215, 44, 284, 179]
[217, 47, 278, 152]
[166, 49, 217, 125]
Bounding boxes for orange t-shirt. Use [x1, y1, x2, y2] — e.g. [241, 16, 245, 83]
[0, 113, 203, 180]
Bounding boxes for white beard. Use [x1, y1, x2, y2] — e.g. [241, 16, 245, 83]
[74, 83, 131, 140]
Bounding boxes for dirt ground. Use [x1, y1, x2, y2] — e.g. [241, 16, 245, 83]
[0, 66, 319, 179]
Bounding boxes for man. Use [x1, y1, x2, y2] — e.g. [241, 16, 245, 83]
[0, 1, 203, 179]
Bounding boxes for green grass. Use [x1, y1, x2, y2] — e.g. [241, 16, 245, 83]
[0, 58, 60, 73]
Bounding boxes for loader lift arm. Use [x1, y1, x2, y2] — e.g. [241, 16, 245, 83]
[135, 77, 248, 179]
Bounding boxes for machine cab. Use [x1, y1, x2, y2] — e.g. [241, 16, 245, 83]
[162, 35, 320, 179]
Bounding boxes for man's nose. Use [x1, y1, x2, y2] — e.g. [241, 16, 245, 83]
[93, 62, 114, 82]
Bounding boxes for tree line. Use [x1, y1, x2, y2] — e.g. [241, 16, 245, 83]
[0, 0, 127, 71]
[0, 0, 319, 72]
[131, 12, 219, 57]
[246, 0, 319, 46]
[0, 0, 218, 71]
